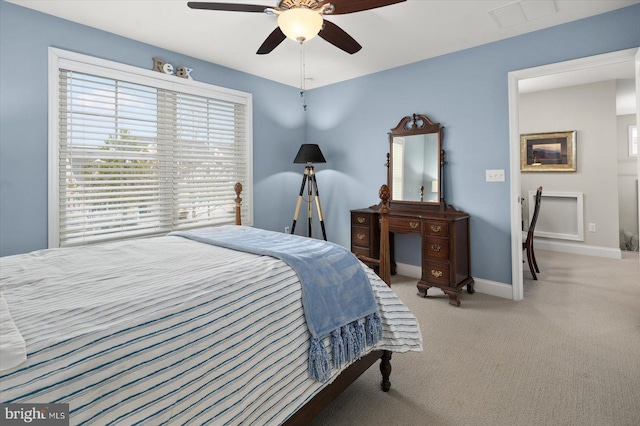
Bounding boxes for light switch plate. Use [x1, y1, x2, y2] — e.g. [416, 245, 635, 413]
[486, 169, 505, 182]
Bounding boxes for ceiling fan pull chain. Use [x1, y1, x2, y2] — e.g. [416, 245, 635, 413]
[300, 45, 308, 111]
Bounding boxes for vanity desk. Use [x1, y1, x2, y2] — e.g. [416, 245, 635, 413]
[351, 114, 474, 306]
[351, 204, 473, 306]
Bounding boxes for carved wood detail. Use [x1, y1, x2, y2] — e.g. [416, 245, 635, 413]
[390, 113, 441, 136]
[234, 181, 243, 225]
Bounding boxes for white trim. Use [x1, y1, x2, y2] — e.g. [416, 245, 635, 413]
[48, 49, 61, 248]
[47, 47, 254, 248]
[395, 262, 421, 279]
[472, 278, 513, 300]
[508, 47, 639, 301]
[636, 48, 640, 249]
[529, 190, 584, 241]
[51, 48, 250, 104]
[508, 66, 524, 301]
[534, 239, 622, 259]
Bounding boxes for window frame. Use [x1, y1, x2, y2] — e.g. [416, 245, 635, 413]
[48, 47, 253, 248]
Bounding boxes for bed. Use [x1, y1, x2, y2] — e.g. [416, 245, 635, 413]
[0, 183, 421, 425]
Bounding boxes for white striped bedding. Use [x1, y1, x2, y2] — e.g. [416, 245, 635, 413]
[0, 234, 423, 425]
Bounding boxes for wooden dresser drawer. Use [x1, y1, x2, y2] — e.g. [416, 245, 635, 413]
[350, 209, 380, 270]
[423, 259, 450, 286]
[424, 235, 449, 260]
[424, 220, 449, 236]
[351, 226, 371, 247]
[352, 213, 372, 226]
[388, 216, 422, 233]
[351, 246, 371, 259]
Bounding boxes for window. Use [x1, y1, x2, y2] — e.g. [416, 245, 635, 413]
[49, 48, 252, 248]
[629, 124, 638, 157]
[391, 137, 405, 200]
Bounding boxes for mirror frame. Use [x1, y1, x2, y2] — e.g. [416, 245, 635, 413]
[388, 113, 445, 209]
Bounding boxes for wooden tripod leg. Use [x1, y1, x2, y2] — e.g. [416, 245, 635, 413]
[309, 173, 327, 241]
[291, 173, 308, 235]
[307, 168, 313, 238]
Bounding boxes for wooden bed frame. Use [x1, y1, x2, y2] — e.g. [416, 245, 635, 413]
[233, 182, 393, 425]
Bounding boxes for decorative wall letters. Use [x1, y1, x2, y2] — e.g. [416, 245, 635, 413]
[152, 57, 193, 80]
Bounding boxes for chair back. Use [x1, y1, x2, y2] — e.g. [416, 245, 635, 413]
[528, 186, 543, 234]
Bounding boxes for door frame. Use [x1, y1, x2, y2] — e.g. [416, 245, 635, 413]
[507, 47, 640, 301]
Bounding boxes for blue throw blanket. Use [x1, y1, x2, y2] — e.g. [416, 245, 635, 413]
[169, 226, 381, 382]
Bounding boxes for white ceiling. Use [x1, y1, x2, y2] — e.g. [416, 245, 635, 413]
[6, 0, 639, 89]
[519, 58, 637, 115]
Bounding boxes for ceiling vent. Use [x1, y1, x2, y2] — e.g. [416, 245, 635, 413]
[489, 0, 557, 29]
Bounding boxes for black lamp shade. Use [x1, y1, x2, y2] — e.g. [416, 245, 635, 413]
[293, 144, 326, 164]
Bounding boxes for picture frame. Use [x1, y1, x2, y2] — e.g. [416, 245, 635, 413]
[520, 131, 576, 172]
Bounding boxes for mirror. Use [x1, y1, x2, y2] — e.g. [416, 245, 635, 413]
[388, 114, 444, 206]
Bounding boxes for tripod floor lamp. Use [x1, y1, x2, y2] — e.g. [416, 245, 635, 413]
[291, 144, 327, 240]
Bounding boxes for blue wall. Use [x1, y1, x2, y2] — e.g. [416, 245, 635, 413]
[1, 0, 639, 286]
[307, 5, 640, 284]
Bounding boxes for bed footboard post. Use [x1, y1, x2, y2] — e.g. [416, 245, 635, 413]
[380, 350, 392, 392]
[234, 182, 243, 226]
[378, 185, 391, 286]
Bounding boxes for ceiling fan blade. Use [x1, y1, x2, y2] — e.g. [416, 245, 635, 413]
[318, 0, 406, 15]
[187, 2, 271, 12]
[318, 20, 361, 54]
[256, 27, 287, 54]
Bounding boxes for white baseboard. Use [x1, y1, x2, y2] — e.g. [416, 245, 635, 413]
[473, 278, 513, 299]
[395, 263, 422, 279]
[534, 239, 622, 259]
[394, 262, 513, 300]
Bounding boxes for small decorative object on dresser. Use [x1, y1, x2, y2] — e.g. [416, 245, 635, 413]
[351, 113, 474, 306]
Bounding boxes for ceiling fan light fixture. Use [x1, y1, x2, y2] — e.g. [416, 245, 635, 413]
[277, 8, 323, 43]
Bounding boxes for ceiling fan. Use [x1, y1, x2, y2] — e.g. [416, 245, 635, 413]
[187, 0, 406, 54]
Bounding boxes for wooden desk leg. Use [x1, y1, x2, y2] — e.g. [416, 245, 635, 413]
[447, 293, 461, 307]
[440, 288, 461, 307]
[467, 280, 475, 294]
[389, 232, 396, 275]
[417, 282, 430, 298]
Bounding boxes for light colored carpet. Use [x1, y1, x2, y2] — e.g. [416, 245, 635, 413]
[309, 250, 640, 426]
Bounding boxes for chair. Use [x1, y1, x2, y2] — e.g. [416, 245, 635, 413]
[523, 186, 542, 280]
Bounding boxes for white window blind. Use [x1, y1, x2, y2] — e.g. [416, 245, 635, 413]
[54, 63, 250, 247]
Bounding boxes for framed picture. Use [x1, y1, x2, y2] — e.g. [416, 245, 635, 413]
[520, 131, 576, 172]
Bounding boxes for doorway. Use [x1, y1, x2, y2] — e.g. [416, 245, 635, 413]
[507, 47, 640, 301]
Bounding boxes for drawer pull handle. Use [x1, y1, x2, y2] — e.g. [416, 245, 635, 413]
[430, 224, 442, 232]
[431, 244, 441, 252]
[357, 217, 365, 224]
[431, 269, 443, 278]
[356, 233, 365, 240]
[410, 221, 419, 229]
